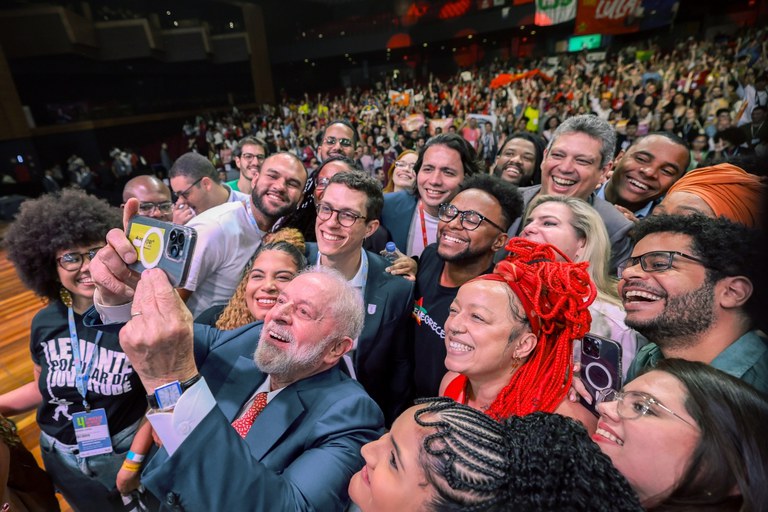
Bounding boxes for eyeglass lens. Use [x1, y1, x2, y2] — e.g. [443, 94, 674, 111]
[59, 248, 101, 270]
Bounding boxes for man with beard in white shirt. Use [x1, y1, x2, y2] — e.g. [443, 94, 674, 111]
[178, 152, 307, 316]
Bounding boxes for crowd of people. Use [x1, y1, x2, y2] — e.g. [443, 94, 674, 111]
[1, 22, 767, 512]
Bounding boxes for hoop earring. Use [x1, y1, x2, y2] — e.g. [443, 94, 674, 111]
[59, 287, 73, 308]
[511, 354, 522, 372]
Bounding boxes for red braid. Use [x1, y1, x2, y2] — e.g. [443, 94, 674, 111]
[478, 238, 596, 420]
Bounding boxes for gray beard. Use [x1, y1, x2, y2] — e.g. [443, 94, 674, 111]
[625, 279, 716, 351]
[253, 332, 331, 383]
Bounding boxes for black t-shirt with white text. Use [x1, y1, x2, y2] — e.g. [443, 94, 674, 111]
[31, 301, 145, 445]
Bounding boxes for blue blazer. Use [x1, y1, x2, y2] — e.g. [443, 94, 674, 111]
[306, 244, 415, 424]
[380, 191, 419, 254]
[142, 321, 384, 512]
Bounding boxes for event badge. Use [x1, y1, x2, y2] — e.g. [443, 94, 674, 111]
[72, 408, 113, 457]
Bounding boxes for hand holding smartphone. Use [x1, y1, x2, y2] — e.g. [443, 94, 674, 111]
[126, 216, 197, 288]
[575, 333, 623, 417]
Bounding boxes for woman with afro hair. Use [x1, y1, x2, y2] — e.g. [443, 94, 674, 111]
[0, 189, 148, 511]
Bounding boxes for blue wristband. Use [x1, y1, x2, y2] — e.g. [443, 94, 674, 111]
[126, 450, 145, 462]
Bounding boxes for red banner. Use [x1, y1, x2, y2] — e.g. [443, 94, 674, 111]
[575, 0, 643, 35]
[489, 69, 553, 89]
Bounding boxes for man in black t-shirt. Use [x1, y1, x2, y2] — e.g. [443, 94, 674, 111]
[411, 174, 523, 398]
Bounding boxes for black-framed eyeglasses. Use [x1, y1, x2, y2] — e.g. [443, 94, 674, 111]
[57, 247, 104, 271]
[175, 177, 203, 200]
[316, 203, 366, 227]
[323, 136, 353, 148]
[596, 389, 697, 428]
[241, 152, 266, 162]
[438, 203, 505, 232]
[617, 250, 710, 277]
[138, 201, 174, 214]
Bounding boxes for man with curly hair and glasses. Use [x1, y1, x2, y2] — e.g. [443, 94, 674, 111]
[617, 214, 767, 393]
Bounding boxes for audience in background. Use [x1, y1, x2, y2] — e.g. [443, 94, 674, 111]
[3, 22, 767, 512]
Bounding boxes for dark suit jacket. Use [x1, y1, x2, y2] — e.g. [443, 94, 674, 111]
[85, 313, 384, 512]
[741, 120, 768, 148]
[380, 190, 419, 254]
[502, 185, 633, 273]
[306, 244, 415, 424]
[143, 364, 383, 511]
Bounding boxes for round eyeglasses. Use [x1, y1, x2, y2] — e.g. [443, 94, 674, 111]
[438, 203, 505, 232]
[596, 389, 696, 427]
[316, 203, 367, 227]
[57, 247, 104, 271]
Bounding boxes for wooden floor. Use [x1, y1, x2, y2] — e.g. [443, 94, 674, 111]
[0, 247, 73, 512]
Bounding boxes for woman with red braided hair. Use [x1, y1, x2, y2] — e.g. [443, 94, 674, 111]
[438, 237, 597, 430]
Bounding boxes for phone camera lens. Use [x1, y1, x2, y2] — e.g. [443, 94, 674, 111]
[584, 338, 600, 358]
[170, 230, 178, 242]
[169, 245, 180, 258]
[176, 233, 185, 245]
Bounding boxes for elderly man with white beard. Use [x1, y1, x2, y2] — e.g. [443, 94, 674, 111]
[86, 202, 384, 511]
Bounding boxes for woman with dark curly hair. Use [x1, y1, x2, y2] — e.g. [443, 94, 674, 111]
[0, 189, 147, 511]
[438, 237, 598, 431]
[595, 359, 768, 511]
[349, 397, 642, 511]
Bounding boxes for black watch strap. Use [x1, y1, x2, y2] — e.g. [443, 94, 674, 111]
[146, 374, 202, 410]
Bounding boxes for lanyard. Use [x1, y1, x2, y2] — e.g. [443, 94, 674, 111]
[68, 307, 102, 412]
[418, 201, 429, 248]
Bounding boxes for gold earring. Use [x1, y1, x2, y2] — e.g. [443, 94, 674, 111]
[59, 287, 73, 308]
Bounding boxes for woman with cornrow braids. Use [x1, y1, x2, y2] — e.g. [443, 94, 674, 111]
[438, 237, 598, 432]
[348, 397, 642, 511]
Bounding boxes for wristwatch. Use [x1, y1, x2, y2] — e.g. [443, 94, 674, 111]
[146, 374, 202, 411]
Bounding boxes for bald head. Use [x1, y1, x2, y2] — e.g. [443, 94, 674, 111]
[123, 175, 173, 221]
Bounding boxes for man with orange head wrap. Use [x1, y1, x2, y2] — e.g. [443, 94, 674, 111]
[655, 163, 765, 228]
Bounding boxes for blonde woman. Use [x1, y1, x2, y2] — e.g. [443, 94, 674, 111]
[521, 194, 643, 374]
